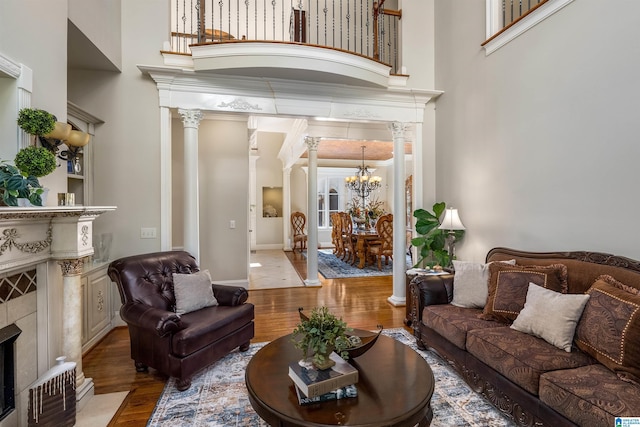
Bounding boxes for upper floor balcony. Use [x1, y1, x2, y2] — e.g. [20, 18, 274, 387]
[164, 0, 405, 88]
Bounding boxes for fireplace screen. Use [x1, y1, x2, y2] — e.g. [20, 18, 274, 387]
[0, 323, 21, 421]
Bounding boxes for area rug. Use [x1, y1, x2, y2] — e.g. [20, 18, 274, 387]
[147, 328, 515, 427]
[304, 249, 410, 279]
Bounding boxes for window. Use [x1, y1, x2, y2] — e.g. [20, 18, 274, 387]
[484, 0, 574, 55]
[316, 168, 353, 228]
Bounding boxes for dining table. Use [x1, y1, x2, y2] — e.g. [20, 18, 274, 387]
[351, 229, 380, 269]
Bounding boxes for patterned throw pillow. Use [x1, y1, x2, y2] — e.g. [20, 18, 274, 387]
[173, 270, 219, 315]
[575, 275, 640, 385]
[480, 262, 568, 323]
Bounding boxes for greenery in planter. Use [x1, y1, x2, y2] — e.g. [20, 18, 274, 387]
[14, 146, 56, 178]
[0, 161, 44, 206]
[292, 306, 352, 368]
[411, 201, 465, 268]
[17, 108, 56, 136]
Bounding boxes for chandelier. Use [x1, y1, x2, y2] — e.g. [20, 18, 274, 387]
[345, 145, 382, 203]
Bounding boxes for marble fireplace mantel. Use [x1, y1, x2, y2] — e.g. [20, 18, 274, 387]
[0, 206, 116, 272]
[0, 205, 116, 419]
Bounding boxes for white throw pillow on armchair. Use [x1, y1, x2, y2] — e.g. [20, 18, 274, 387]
[451, 259, 516, 308]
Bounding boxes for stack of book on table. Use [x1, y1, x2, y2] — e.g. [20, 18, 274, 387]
[288, 352, 359, 405]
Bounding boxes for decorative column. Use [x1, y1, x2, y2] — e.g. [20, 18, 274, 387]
[59, 258, 92, 401]
[159, 105, 172, 250]
[178, 109, 203, 262]
[282, 167, 292, 250]
[388, 122, 408, 306]
[304, 136, 321, 286]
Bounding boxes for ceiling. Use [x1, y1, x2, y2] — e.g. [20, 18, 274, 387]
[301, 139, 411, 161]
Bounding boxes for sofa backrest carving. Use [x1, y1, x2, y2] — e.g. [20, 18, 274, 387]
[486, 247, 640, 294]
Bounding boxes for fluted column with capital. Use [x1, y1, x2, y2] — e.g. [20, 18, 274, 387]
[388, 122, 409, 306]
[178, 109, 203, 262]
[59, 258, 93, 402]
[304, 137, 321, 286]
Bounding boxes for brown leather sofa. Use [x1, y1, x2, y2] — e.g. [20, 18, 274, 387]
[409, 247, 640, 426]
[108, 250, 254, 391]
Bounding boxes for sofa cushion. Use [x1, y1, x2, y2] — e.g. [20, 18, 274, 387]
[480, 263, 568, 323]
[421, 305, 503, 350]
[511, 283, 590, 352]
[172, 304, 255, 357]
[466, 327, 595, 395]
[540, 364, 640, 425]
[173, 270, 219, 315]
[575, 275, 640, 385]
[450, 259, 515, 309]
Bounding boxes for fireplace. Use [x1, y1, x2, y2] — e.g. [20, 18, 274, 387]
[0, 324, 21, 421]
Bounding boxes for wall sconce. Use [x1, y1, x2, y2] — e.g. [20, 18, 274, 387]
[438, 207, 466, 264]
[39, 123, 90, 163]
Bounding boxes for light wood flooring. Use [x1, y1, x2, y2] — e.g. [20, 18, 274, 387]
[84, 250, 408, 426]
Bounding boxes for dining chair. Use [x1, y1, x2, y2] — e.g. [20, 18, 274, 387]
[331, 213, 342, 255]
[339, 212, 356, 264]
[291, 211, 308, 252]
[367, 213, 393, 270]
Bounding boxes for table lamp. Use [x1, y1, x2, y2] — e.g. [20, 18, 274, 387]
[438, 208, 465, 264]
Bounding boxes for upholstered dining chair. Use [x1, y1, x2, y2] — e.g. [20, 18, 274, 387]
[291, 211, 308, 252]
[368, 213, 393, 270]
[331, 212, 342, 256]
[339, 211, 356, 264]
[108, 251, 254, 391]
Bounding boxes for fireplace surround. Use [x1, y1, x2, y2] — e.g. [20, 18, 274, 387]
[0, 206, 115, 426]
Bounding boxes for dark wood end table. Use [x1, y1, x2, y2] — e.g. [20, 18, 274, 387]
[245, 332, 434, 426]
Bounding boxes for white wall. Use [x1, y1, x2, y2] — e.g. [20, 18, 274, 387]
[434, 0, 640, 261]
[256, 132, 285, 247]
[171, 116, 250, 280]
[68, 0, 170, 260]
[0, 0, 69, 200]
[68, 0, 122, 69]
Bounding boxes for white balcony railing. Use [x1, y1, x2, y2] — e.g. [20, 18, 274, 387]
[169, 0, 402, 74]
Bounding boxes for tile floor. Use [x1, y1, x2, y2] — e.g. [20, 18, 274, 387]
[249, 249, 306, 290]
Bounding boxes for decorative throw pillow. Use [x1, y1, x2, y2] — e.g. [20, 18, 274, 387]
[172, 270, 219, 315]
[511, 283, 590, 352]
[451, 259, 516, 308]
[575, 275, 640, 385]
[480, 262, 568, 323]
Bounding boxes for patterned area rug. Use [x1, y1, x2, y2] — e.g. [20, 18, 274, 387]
[305, 249, 410, 279]
[147, 328, 515, 427]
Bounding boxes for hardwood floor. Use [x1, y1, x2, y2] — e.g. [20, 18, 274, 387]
[84, 250, 409, 426]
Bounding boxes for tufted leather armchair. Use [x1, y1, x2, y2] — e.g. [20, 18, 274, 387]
[107, 250, 254, 391]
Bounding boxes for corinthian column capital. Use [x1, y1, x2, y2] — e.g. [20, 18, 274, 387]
[58, 258, 85, 276]
[178, 109, 204, 128]
[304, 136, 321, 151]
[389, 121, 409, 139]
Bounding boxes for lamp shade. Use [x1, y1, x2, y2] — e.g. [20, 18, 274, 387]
[65, 130, 90, 147]
[44, 122, 72, 140]
[438, 208, 465, 231]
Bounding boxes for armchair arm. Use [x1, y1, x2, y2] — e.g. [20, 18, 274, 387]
[120, 302, 184, 336]
[408, 274, 454, 327]
[212, 284, 249, 306]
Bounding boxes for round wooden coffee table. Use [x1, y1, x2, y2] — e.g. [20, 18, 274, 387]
[245, 332, 434, 426]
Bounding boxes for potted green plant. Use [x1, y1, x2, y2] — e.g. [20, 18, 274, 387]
[292, 307, 352, 369]
[411, 201, 465, 269]
[0, 147, 57, 207]
[0, 161, 45, 206]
